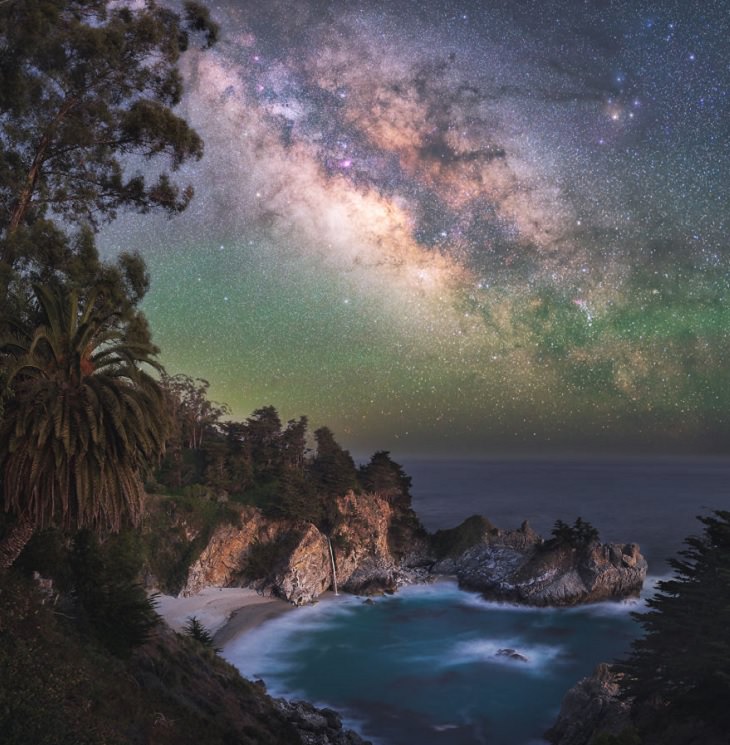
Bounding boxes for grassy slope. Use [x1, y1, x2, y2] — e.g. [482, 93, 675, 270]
[0, 571, 300, 745]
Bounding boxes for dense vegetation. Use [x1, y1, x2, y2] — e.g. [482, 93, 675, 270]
[546, 517, 600, 550]
[609, 511, 730, 745]
[143, 390, 415, 590]
[154, 379, 412, 518]
[0, 564, 300, 745]
[0, 0, 217, 567]
[0, 4, 302, 741]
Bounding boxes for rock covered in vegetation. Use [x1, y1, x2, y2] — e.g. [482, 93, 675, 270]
[434, 517, 646, 606]
[431, 517, 542, 574]
[545, 663, 633, 745]
[458, 541, 646, 605]
[179, 492, 429, 604]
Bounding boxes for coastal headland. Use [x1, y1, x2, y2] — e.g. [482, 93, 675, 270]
[152, 490, 647, 658]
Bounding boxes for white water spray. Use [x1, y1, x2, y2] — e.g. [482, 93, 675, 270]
[327, 536, 339, 595]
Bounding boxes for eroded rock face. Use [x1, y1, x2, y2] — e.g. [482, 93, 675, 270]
[180, 492, 426, 603]
[545, 663, 632, 745]
[183, 511, 333, 605]
[182, 507, 292, 596]
[330, 493, 399, 595]
[182, 500, 645, 608]
[273, 523, 331, 605]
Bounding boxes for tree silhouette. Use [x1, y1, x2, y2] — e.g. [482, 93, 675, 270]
[620, 511, 730, 737]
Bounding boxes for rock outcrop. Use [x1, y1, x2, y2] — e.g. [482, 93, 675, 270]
[545, 663, 633, 745]
[180, 493, 428, 604]
[432, 518, 542, 575]
[275, 698, 372, 745]
[273, 523, 332, 605]
[180, 500, 644, 608]
[183, 511, 333, 605]
[434, 517, 647, 606]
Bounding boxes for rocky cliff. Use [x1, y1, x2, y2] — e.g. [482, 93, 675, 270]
[545, 664, 633, 745]
[181, 492, 429, 604]
[178, 501, 645, 607]
[432, 516, 647, 606]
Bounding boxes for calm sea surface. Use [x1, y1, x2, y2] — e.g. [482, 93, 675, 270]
[223, 458, 730, 745]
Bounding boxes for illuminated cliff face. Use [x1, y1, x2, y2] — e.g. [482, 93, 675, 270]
[100, 0, 730, 455]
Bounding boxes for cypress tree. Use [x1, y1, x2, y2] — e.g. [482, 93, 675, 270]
[621, 511, 730, 736]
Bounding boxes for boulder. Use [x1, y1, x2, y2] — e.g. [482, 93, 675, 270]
[496, 648, 528, 662]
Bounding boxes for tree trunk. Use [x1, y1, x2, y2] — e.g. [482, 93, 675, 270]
[6, 96, 78, 237]
[0, 514, 35, 570]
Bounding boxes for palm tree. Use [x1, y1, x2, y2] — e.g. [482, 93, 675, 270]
[0, 283, 167, 569]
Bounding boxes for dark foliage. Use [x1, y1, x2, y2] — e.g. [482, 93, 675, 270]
[0, 0, 211, 245]
[243, 533, 301, 586]
[141, 493, 239, 595]
[432, 515, 497, 559]
[546, 517, 600, 550]
[359, 450, 412, 500]
[0, 569, 303, 744]
[70, 530, 159, 657]
[619, 511, 730, 741]
[183, 615, 218, 651]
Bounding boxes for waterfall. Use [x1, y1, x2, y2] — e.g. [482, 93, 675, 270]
[327, 536, 339, 596]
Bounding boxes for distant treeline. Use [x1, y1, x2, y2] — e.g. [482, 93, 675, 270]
[154, 373, 412, 529]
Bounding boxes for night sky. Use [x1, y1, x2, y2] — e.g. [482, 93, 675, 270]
[99, 0, 730, 456]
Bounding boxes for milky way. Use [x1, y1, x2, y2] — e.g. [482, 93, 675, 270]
[99, 0, 730, 455]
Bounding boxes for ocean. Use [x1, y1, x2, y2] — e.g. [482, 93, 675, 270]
[223, 457, 730, 745]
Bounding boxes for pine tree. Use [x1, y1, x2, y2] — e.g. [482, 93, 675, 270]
[0, 0, 215, 245]
[359, 450, 412, 501]
[310, 427, 359, 499]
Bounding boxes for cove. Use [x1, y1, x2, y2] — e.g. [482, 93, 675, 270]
[224, 579, 648, 745]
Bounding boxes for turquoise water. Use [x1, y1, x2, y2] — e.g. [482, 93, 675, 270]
[224, 580, 646, 745]
[223, 457, 730, 744]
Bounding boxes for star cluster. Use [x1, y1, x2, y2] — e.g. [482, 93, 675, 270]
[100, 0, 730, 455]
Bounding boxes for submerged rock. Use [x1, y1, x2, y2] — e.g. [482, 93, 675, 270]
[495, 648, 528, 662]
[545, 663, 632, 745]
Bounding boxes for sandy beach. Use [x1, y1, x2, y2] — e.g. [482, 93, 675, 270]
[154, 587, 294, 645]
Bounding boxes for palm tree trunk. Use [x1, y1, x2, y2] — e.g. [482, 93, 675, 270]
[0, 514, 35, 570]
